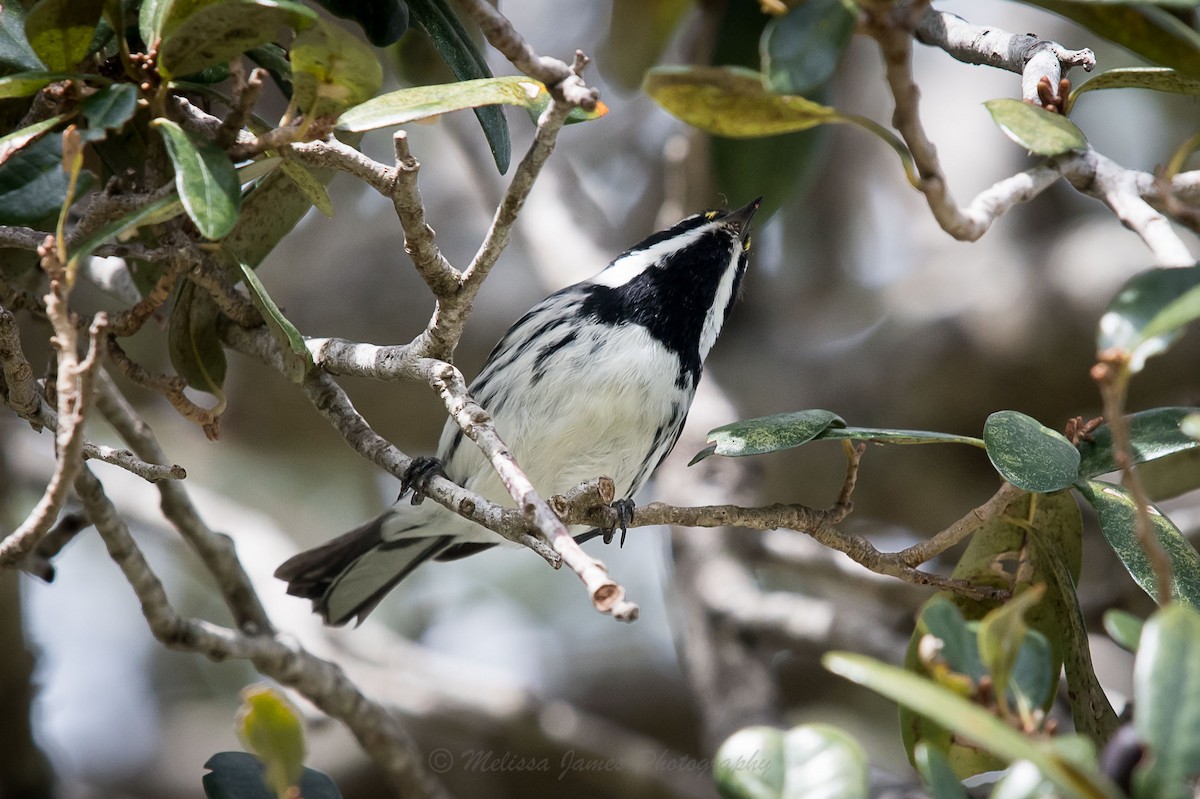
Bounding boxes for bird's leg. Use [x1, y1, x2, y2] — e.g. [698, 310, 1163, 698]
[603, 499, 636, 547]
[399, 456, 448, 505]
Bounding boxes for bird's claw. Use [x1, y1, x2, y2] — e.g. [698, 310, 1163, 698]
[602, 499, 635, 547]
[400, 456, 447, 505]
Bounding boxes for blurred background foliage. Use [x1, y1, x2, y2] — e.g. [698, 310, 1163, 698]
[1, 0, 1198, 796]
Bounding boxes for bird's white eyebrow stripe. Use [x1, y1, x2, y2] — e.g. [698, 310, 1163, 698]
[589, 224, 715, 288]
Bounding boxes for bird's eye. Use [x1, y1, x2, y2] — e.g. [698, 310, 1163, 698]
[704, 210, 719, 220]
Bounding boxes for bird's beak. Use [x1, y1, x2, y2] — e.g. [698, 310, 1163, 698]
[722, 197, 762, 237]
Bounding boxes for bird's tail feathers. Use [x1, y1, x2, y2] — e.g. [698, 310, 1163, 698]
[275, 512, 452, 626]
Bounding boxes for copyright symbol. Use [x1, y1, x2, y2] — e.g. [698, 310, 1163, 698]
[428, 748, 453, 773]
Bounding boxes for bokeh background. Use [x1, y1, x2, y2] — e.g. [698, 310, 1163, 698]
[2, 0, 1198, 796]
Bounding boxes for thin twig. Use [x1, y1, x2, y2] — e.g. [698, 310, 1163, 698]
[0, 305, 39, 419]
[93, 369, 273, 633]
[0, 244, 108, 564]
[73, 464, 445, 799]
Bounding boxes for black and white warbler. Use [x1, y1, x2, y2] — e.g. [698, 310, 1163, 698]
[277, 198, 760, 625]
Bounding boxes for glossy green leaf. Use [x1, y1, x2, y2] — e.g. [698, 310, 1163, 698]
[290, 19, 381, 121]
[1102, 608, 1144, 652]
[24, 0, 104, 72]
[1067, 67, 1200, 113]
[80, 83, 137, 132]
[0, 131, 72, 224]
[157, 0, 316, 80]
[824, 652, 1121, 799]
[0, 70, 75, 99]
[1097, 264, 1200, 373]
[761, 0, 856, 97]
[236, 685, 306, 799]
[713, 724, 868, 799]
[0, 113, 68, 165]
[1133, 605, 1200, 799]
[221, 163, 330, 267]
[913, 743, 967, 799]
[1019, 2, 1200, 78]
[1, 3, 45, 73]
[236, 261, 311, 383]
[1075, 480, 1200, 608]
[336, 75, 607, 133]
[202, 752, 342, 799]
[1077, 407, 1200, 477]
[983, 99, 1087, 156]
[814, 426, 986, 448]
[169, 280, 227, 393]
[984, 411, 1081, 493]
[153, 118, 240, 240]
[311, 0, 407, 46]
[692, 409, 845, 464]
[406, 0, 510, 173]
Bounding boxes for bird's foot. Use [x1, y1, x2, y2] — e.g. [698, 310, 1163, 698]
[400, 456, 447, 505]
[602, 499, 636, 547]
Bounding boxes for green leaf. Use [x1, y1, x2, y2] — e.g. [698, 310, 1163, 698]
[1, 3, 45, 73]
[0, 70, 75, 99]
[1102, 608, 1144, 652]
[153, 118, 241, 239]
[236, 261, 311, 382]
[157, 0, 317, 80]
[24, 0, 104, 72]
[714, 726, 784, 799]
[597, 0, 690, 90]
[310, 0, 408, 46]
[290, 19, 382, 120]
[0, 131, 72, 224]
[761, 0, 856, 97]
[644, 66, 917, 184]
[713, 724, 868, 799]
[406, 0, 510, 173]
[1077, 407, 1200, 478]
[977, 586, 1050, 711]
[1075, 480, 1200, 608]
[336, 75, 607, 132]
[1018, 2, 1200, 78]
[277, 160, 332, 217]
[247, 43, 292, 98]
[169, 280, 227, 393]
[693, 409, 845, 464]
[1183, 413, 1200, 440]
[67, 191, 183, 270]
[80, 82, 137, 133]
[236, 685, 306, 799]
[814, 426, 986, 448]
[1067, 67, 1200, 113]
[984, 411, 1081, 493]
[824, 652, 1122, 799]
[1138, 448, 1200, 502]
[645, 65, 845, 137]
[1133, 604, 1200, 799]
[202, 752, 342, 799]
[983, 98, 1088, 156]
[913, 743, 967, 799]
[0, 113, 68, 165]
[1097, 264, 1200, 373]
